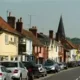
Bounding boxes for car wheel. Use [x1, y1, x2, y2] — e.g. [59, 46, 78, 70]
[45, 73, 47, 76]
[28, 74, 34, 80]
[4, 78, 6, 80]
[25, 75, 28, 80]
[19, 74, 22, 80]
[42, 73, 45, 77]
[36, 75, 39, 78]
[19, 77, 22, 80]
[32, 74, 34, 80]
[55, 68, 58, 73]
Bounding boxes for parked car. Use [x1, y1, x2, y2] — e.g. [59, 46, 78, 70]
[58, 62, 68, 70]
[0, 61, 28, 80]
[62, 62, 68, 69]
[43, 60, 61, 73]
[0, 65, 11, 80]
[22, 61, 40, 80]
[67, 61, 78, 67]
[36, 64, 47, 77]
[77, 61, 80, 66]
[58, 62, 64, 70]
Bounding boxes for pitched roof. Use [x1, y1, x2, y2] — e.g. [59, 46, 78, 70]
[22, 29, 43, 46]
[0, 17, 20, 35]
[61, 39, 77, 49]
[37, 33, 50, 46]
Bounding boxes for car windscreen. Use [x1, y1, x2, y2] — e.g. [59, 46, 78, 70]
[0, 62, 18, 67]
[58, 63, 62, 66]
[44, 61, 54, 66]
[37, 64, 41, 67]
[22, 62, 36, 68]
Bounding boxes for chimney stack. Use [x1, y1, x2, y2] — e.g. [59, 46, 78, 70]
[7, 12, 16, 28]
[29, 26, 37, 38]
[49, 30, 53, 39]
[16, 17, 23, 33]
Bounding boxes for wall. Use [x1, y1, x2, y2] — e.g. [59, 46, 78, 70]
[48, 40, 59, 62]
[0, 32, 19, 60]
[69, 49, 77, 61]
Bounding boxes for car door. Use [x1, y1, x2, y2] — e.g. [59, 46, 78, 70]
[19, 62, 27, 79]
[1, 66, 10, 80]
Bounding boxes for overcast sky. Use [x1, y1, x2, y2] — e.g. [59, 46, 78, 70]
[0, 0, 80, 38]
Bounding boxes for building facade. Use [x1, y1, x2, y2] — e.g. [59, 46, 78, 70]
[0, 17, 19, 61]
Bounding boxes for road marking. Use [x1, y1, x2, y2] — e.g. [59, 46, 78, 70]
[76, 78, 79, 80]
[79, 76, 80, 78]
[75, 76, 80, 80]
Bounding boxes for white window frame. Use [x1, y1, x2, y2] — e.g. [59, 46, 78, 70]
[5, 34, 9, 45]
[14, 37, 16, 44]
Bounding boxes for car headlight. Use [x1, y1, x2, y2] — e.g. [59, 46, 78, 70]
[51, 67, 55, 70]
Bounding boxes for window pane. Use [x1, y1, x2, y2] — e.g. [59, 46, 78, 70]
[5, 35, 8, 45]
[1, 62, 18, 67]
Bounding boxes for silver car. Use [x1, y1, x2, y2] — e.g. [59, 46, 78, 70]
[37, 64, 47, 77]
[0, 65, 11, 80]
[0, 61, 28, 80]
[44, 60, 61, 73]
[58, 63, 65, 70]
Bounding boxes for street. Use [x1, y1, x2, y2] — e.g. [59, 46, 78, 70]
[35, 67, 80, 80]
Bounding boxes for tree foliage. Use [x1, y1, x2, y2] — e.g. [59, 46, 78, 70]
[66, 37, 80, 44]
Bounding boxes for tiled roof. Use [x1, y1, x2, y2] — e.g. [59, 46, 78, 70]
[0, 17, 20, 35]
[66, 39, 77, 49]
[22, 29, 43, 46]
[37, 33, 50, 46]
[74, 44, 80, 49]
[62, 39, 77, 49]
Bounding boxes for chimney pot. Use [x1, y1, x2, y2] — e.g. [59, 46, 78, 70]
[9, 12, 11, 16]
[32, 26, 34, 28]
[40, 32, 43, 34]
[18, 19, 19, 22]
[20, 17, 22, 22]
[34, 26, 36, 29]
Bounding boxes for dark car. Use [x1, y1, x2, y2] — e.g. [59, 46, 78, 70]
[22, 61, 40, 80]
[67, 61, 78, 68]
[77, 61, 80, 66]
